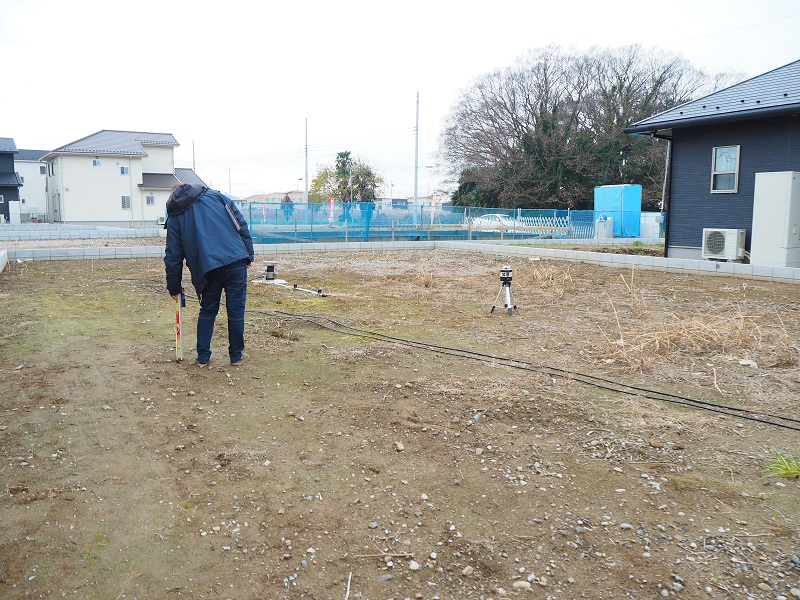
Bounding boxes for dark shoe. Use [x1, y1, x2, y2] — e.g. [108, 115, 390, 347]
[230, 354, 248, 366]
[194, 359, 209, 368]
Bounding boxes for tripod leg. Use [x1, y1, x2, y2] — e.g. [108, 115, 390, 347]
[491, 286, 504, 313]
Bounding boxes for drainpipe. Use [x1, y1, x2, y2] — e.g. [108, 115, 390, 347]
[661, 139, 672, 257]
[135, 159, 142, 229]
[58, 155, 66, 223]
[660, 140, 670, 212]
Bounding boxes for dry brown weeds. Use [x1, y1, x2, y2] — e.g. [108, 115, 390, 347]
[514, 262, 575, 300]
[414, 269, 435, 288]
[599, 304, 793, 371]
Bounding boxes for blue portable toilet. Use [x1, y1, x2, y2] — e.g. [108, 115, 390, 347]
[593, 184, 641, 237]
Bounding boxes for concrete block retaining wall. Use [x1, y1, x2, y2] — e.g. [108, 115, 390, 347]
[1, 240, 798, 284]
[0, 224, 165, 241]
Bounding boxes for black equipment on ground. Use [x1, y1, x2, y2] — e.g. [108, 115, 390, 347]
[491, 265, 517, 316]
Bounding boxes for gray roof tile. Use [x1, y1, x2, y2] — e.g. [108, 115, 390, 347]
[0, 173, 22, 186]
[0, 137, 18, 153]
[141, 173, 182, 189]
[16, 149, 49, 161]
[51, 130, 178, 156]
[175, 168, 206, 186]
[627, 59, 800, 134]
[140, 169, 206, 189]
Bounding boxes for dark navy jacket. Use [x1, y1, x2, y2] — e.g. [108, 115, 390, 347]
[164, 184, 254, 297]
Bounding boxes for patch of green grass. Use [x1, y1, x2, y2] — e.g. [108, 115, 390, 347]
[766, 449, 800, 479]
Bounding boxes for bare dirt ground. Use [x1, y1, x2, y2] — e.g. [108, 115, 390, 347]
[1, 247, 799, 600]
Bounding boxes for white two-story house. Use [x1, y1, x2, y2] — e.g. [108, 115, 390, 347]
[44, 130, 205, 227]
[15, 149, 48, 221]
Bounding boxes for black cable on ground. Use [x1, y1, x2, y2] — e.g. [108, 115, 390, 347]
[253, 309, 800, 433]
[291, 312, 800, 426]
[117, 277, 799, 432]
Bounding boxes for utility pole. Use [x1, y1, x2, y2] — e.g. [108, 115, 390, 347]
[304, 118, 309, 204]
[413, 92, 419, 207]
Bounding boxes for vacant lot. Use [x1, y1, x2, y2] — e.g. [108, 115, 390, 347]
[1, 249, 799, 599]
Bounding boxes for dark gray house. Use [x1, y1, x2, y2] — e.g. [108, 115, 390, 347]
[625, 59, 800, 261]
[0, 137, 23, 224]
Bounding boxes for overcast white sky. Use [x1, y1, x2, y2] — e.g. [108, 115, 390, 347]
[1, 0, 798, 199]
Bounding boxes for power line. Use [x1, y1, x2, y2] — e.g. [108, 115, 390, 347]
[189, 128, 416, 169]
[665, 11, 800, 47]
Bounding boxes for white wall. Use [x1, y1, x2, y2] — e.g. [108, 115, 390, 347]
[141, 145, 174, 173]
[47, 156, 64, 222]
[46, 153, 171, 225]
[141, 188, 172, 223]
[16, 159, 48, 217]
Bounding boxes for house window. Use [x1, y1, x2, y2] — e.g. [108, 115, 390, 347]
[711, 145, 739, 193]
[40, 166, 46, 175]
[93, 159, 101, 167]
[48, 163, 55, 176]
[120, 166, 129, 175]
[146, 195, 155, 206]
[121, 195, 131, 210]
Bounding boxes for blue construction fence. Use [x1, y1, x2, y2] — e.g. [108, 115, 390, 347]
[239, 201, 665, 244]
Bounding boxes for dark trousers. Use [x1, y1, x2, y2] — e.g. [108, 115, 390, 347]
[196, 261, 248, 363]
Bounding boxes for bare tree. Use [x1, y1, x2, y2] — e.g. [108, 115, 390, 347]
[441, 46, 579, 170]
[440, 45, 740, 209]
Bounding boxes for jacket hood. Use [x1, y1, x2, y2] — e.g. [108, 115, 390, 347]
[166, 183, 208, 217]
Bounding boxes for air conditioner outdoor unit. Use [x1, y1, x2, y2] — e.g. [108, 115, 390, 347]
[157, 215, 166, 225]
[701, 228, 746, 260]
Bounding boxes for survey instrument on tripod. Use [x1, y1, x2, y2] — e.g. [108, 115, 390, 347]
[490, 265, 517, 316]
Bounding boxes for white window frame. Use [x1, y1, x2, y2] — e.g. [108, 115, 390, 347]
[121, 195, 131, 210]
[120, 166, 129, 175]
[146, 195, 155, 206]
[93, 159, 101, 167]
[711, 145, 740, 193]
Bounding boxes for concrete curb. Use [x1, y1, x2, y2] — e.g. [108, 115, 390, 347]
[3, 240, 798, 285]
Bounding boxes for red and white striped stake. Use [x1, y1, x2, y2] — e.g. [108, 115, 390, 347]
[175, 293, 184, 361]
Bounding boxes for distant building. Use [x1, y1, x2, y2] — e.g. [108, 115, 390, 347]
[15, 149, 48, 221]
[43, 130, 205, 227]
[0, 137, 22, 224]
[244, 191, 305, 203]
[377, 197, 408, 209]
[407, 195, 435, 207]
